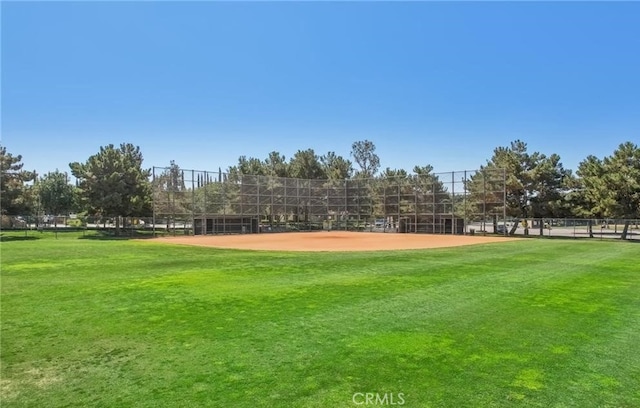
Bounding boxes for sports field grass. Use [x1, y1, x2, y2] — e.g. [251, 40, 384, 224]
[1, 232, 639, 407]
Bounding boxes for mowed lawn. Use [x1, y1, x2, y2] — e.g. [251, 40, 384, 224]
[1, 233, 639, 407]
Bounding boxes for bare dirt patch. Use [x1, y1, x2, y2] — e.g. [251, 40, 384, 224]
[154, 231, 516, 252]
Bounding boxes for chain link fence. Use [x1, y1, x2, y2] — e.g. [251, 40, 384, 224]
[1, 214, 162, 237]
[3, 215, 637, 241]
[485, 218, 640, 240]
[152, 167, 507, 235]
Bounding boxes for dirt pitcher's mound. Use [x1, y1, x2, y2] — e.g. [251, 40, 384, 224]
[155, 231, 515, 252]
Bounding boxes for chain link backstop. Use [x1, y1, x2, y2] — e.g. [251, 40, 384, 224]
[152, 168, 507, 235]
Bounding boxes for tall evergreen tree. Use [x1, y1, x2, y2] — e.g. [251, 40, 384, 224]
[70, 143, 152, 234]
[37, 170, 76, 226]
[467, 140, 570, 234]
[264, 151, 289, 177]
[351, 140, 380, 179]
[574, 142, 640, 238]
[320, 151, 353, 180]
[289, 149, 326, 180]
[0, 146, 35, 216]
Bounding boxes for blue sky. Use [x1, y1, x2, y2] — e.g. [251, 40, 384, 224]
[2, 1, 639, 177]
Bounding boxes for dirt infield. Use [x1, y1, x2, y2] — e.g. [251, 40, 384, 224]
[154, 231, 515, 252]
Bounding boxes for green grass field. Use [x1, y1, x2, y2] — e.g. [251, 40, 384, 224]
[1, 232, 639, 407]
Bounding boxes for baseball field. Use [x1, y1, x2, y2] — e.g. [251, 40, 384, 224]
[1, 231, 638, 407]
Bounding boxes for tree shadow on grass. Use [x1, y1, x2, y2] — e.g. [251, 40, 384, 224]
[0, 235, 41, 242]
[515, 234, 640, 243]
[77, 230, 159, 241]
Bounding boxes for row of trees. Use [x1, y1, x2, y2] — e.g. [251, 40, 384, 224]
[469, 140, 640, 235]
[228, 140, 379, 180]
[1, 144, 152, 233]
[1, 140, 639, 229]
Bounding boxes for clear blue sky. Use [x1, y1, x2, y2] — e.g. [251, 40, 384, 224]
[2, 1, 639, 177]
